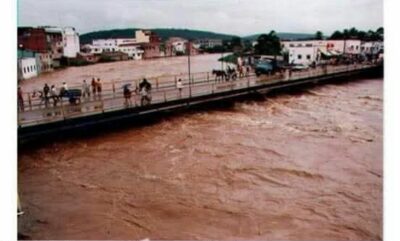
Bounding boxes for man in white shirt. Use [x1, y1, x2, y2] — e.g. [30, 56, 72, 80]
[176, 78, 183, 98]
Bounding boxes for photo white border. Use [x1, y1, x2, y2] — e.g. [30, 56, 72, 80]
[0, 0, 17, 240]
[1, 0, 399, 241]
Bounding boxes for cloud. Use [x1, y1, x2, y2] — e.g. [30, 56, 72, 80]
[18, 0, 383, 35]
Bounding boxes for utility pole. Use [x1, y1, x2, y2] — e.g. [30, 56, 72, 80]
[188, 41, 191, 82]
[187, 41, 192, 97]
[221, 50, 224, 70]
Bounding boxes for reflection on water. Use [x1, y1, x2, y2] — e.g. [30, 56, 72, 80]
[18, 78, 382, 240]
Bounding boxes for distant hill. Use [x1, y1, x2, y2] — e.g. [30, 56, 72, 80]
[80, 28, 318, 45]
[243, 32, 316, 42]
[80, 28, 238, 44]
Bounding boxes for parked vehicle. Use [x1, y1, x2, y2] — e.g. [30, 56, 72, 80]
[59, 89, 82, 104]
[255, 59, 284, 76]
[291, 63, 309, 71]
[255, 62, 274, 76]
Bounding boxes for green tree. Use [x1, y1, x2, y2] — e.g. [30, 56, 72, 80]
[330, 30, 344, 40]
[348, 27, 359, 38]
[254, 30, 281, 56]
[315, 31, 323, 40]
[376, 27, 384, 40]
[231, 37, 242, 47]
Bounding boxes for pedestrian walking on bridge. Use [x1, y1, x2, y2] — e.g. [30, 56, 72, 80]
[91, 78, 97, 99]
[176, 78, 183, 98]
[43, 83, 50, 107]
[82, 80, 90, 98]
[50, 85, 59, 107]
[97, 78, 102, 99]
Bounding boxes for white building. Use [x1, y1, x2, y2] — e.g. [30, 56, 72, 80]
[172, 41, 187, 53]
[89, 38, 144, 60]
[63, 27, 80, 58]
[117, 44, 144, 60]
[282, 40, 323, 65]
[18, 57, 38, 80]
[92, 39, 118, 52]
[361, 41, 384, 55]
[287, 46, 318, 65]
[194, 39, 223, 48]
[281, 39, 364, 65]
[343, 39, 361, 55]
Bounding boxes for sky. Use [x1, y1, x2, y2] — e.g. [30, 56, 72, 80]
[18, 0, 383, 36]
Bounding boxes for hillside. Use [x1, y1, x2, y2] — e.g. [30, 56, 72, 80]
[80, 28, 238, 44]
[243, 32, 316, 42]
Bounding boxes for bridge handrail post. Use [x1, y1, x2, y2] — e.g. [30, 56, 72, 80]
[164, 91, 167, 102]
[189, 80, 192, 98]
[112, 80, 116, 97]
[27, 94, 32, 110]
[60, 98, 65, 120]
[207, 72, 209, 82]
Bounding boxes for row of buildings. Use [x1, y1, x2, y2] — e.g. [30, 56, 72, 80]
[18, 26, 80, 80]
[280, 39, 384, 65]
[18, 26, 225, 81]
[82, 30, 222, 60]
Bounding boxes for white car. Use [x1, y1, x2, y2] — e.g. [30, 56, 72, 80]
[291, 64, 309, 71]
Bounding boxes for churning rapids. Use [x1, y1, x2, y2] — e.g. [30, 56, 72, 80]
[18, 77, 382, 240]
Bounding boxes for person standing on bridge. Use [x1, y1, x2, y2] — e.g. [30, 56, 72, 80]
[246, 65, 251, 77]
[18, 86, 24, 112]
[50, 85, 58, 107]
[61, 82, 69, 97]
[176, 78, 183, 98]
[82, 80, 90, 99]
[91, 78, 97, 99]
[43, 83, 50, 108]
[96, 78, 102, 99]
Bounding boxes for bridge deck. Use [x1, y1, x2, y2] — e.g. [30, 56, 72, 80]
[18, 64, 377, 129]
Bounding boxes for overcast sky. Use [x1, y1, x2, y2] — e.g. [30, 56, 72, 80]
[18, 0, 383, 36]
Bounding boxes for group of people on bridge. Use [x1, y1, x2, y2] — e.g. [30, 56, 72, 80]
[18, 78, 103, 112]
[18, 64, 252, 113]
[123, 78, 153, 107]
[212, 64, 251, 82]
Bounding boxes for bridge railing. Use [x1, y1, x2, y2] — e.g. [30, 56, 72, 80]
[18, 63, 378, 127]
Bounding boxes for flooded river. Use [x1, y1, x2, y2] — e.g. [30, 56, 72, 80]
[18, 76, 382, 240]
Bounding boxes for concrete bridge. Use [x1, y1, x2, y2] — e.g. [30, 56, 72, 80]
[18, 64, 383, 144]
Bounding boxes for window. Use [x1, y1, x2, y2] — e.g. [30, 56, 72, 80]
[306, 55, 311, 60]
[298, 54, 302, 59]
[23, 67, 26, 73]
[305, 44, 312, 47]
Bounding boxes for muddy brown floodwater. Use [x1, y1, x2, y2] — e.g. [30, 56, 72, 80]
[18, 77, 382, 240]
